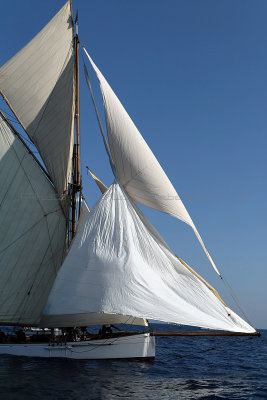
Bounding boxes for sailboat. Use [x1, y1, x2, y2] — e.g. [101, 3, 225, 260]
[0, 1, 259, 360]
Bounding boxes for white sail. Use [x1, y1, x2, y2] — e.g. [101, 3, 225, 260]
[76, 200, 90, 234]
[0, 1, 75, 195]
[84, 49, 220, 275]
[0, 113, 68, 326]
[43, 182, 255, 333]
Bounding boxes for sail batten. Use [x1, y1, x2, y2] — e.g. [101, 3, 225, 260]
[0, 1, 75, 195]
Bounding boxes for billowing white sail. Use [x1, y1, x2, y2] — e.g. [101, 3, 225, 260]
[43, 182, 255, 333]
[84, 49, 220, 276]
[0, 1, 75, 195]
[0, 113, 68, 326]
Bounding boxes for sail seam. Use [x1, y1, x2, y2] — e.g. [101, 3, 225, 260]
[5, 122, 52, 218]
[16, 214, 66, 325]
[0, 155, 26, 212]
[0, 211, 62, 256]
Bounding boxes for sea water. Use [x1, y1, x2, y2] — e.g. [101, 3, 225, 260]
[0, 324, 266, 399]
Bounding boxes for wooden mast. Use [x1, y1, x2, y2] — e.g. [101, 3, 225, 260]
[71, 6, 81, 238]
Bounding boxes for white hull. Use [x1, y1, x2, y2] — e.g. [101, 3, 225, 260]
[0, 333, 155, 360]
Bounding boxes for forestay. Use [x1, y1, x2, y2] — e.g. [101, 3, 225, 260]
[0, 114, 67, 326]
[42, 182, 255, 333]
[83, 49, 220, 276]
[0, 1, 75, 195]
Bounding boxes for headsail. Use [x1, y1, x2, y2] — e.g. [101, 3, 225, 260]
[83, 49, 220, 276]
[0, 113, 67, 326]
[42, 182, 255, 333]
[87, 168, 108, 194]
[0, 1, 75, 195]
[76, 199, 90, 234]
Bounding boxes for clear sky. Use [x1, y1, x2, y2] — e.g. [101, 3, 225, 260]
[1, 0, 266, 329]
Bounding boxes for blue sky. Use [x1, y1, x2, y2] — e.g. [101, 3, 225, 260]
[1, 0, 266, 329]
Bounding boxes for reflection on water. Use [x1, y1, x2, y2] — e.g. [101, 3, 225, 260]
[0, 325, 266, 400]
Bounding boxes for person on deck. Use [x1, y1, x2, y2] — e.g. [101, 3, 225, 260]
[98, 325, 112, 338]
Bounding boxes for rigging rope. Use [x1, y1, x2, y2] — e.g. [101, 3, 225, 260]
[82, 46, 117, 179]
[220, 274, 253, 327]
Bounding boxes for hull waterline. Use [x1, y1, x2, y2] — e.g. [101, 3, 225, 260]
[0, 333, 155, 360]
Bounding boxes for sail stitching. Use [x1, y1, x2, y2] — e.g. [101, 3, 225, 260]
[5, 229, 54, 323]
[0, 156, 26, 212]
[6, 123, 53, 218]
[0, 211, 61, 256]
[16, 215, 66, 325]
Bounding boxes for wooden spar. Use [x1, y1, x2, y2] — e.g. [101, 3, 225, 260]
[0, 109, 51, 181]
[0, 90, 50, 179]
[0, 89, 28, 135]
[71, 10, 81, 238]
[75, 34, 80, 189]
[76, 30, 81, 219]
[151, 331, 261, 337]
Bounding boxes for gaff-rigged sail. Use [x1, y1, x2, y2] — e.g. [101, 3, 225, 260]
[83, 49, 220, 276]
[0, 1, 75, 196]
[0, 113, 68, 326]
[42, 182, 255, 333]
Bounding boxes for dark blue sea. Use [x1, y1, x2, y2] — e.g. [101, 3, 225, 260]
[0, 324, 266, 400]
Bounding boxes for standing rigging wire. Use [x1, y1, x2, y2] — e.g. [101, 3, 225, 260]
[82, 54, 116, 178]
[220, 274, 253, 327]
[0, 100, 39, 152]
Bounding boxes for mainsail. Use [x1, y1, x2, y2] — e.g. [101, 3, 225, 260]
[0, 113, 68, 326]
[83, 49, 220, 276]
[0, 1, 75, 195]
[42, 182, 255, 333]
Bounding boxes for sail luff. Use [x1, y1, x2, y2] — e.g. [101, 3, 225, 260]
[191, 225, 221, 276]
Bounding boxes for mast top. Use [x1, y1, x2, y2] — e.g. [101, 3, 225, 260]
[75, 10, 78, 36]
